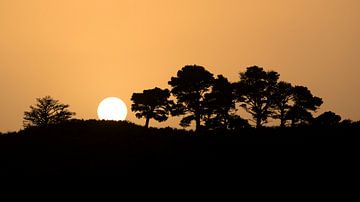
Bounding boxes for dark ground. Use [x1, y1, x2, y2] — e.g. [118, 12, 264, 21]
[0, 120, 358, 176]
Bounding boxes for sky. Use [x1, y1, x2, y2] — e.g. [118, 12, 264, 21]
[1, 0, 360, 132]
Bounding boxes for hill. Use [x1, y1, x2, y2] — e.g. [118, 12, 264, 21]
[0, 120, 359, 176]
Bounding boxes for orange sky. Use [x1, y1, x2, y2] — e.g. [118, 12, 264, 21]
[1, 0, 360, 132]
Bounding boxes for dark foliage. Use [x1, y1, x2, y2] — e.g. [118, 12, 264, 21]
[168, 65, 214, 131]
[23, 96, 75, 128]
[340, 119, 354, 127]
[131, 87, 173, 128]
[314, 111, 342, 126]
[204, 75, 248, 130]
[272, 81, 293, 127]
[234, 66, 280, 128]
[287, 86, 323, 126]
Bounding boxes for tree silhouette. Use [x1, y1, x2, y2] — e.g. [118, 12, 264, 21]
[315, 111, 342, 126]
[131, 87, 173, 128]
[168, 65, 214, 132]
[234, 66, 279, 128]
[272, 81, 294, 127]
[340, 119, 354, 127]
[353, 121, 360, 128]
[23, 96, 75, 128]
[227, 115, 251, 130]
[286, 86, 323, 126]
[203, 75, 242, 130]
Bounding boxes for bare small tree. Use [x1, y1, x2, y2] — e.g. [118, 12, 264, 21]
[23, 96, 75, 128]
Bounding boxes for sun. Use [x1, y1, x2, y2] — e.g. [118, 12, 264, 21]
[97, 97, 128, 121]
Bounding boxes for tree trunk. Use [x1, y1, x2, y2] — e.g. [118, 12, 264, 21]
[194, 96, 201, 133]
[256, 117, 262, 128]
[145, 117, 150, 128]
[291, 119, 295, 127]
[280, 119, 285, 128]
[195, 113, 201, 132]
[280, 110, 286, 128]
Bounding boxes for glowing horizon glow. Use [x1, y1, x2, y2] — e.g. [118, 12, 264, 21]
[97, 97, 128, 121]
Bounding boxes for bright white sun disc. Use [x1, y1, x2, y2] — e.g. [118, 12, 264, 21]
[97, 97, 128, 121]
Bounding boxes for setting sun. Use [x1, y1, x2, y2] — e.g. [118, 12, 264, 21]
[97, 97, 128, 121]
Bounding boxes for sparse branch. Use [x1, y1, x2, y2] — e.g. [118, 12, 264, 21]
[23, 96, 75, 128]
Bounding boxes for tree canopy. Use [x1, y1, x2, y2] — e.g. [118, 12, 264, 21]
[315, 111, 342, 126]
[131, 87, 173, 128]
[204, 75, 248, 130]
[168, 65, 214, 132]
[23, 96, 75, 128]
[272, 81, 294, 127]
[21, 64, 351, 132]
[234, 66, 280, 128]
[287, 86, 323, 126]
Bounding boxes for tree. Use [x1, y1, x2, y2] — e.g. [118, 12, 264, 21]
[203, 75, 241, 130]
[234, 66, 279, 128]
[314, 111, 342, 126]
[23, 96, 75, 128]
[286, 86, 323, 126]
[340, 119, 354, 127]
[168, 65, 214, 132]
[227, 115, 251, 130]
[353, 121, 360, 128]
[272, 81, 294, 127]
[286, 105, 313, 127]
[131, 87, 173, 128]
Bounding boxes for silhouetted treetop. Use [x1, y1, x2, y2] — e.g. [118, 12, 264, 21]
[287, 86, 323, 126]
[204, 75, 247, 130]
[129, 64, 342, 130]
[204, 75, 235, 115]
[169, 65, 214, 99]
[315, 111, 342, 126]
[23, 96, 75, 128]
[234, 66, 280, 128]
[339, 119, 354, 127]
[292, 86, 323, 111]
[131, 87, 173, 128]
[272, 81, 294, 127]
[168, 65, 214, 131]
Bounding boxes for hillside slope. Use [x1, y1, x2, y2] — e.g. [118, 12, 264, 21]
[0, 120, 358, 176]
